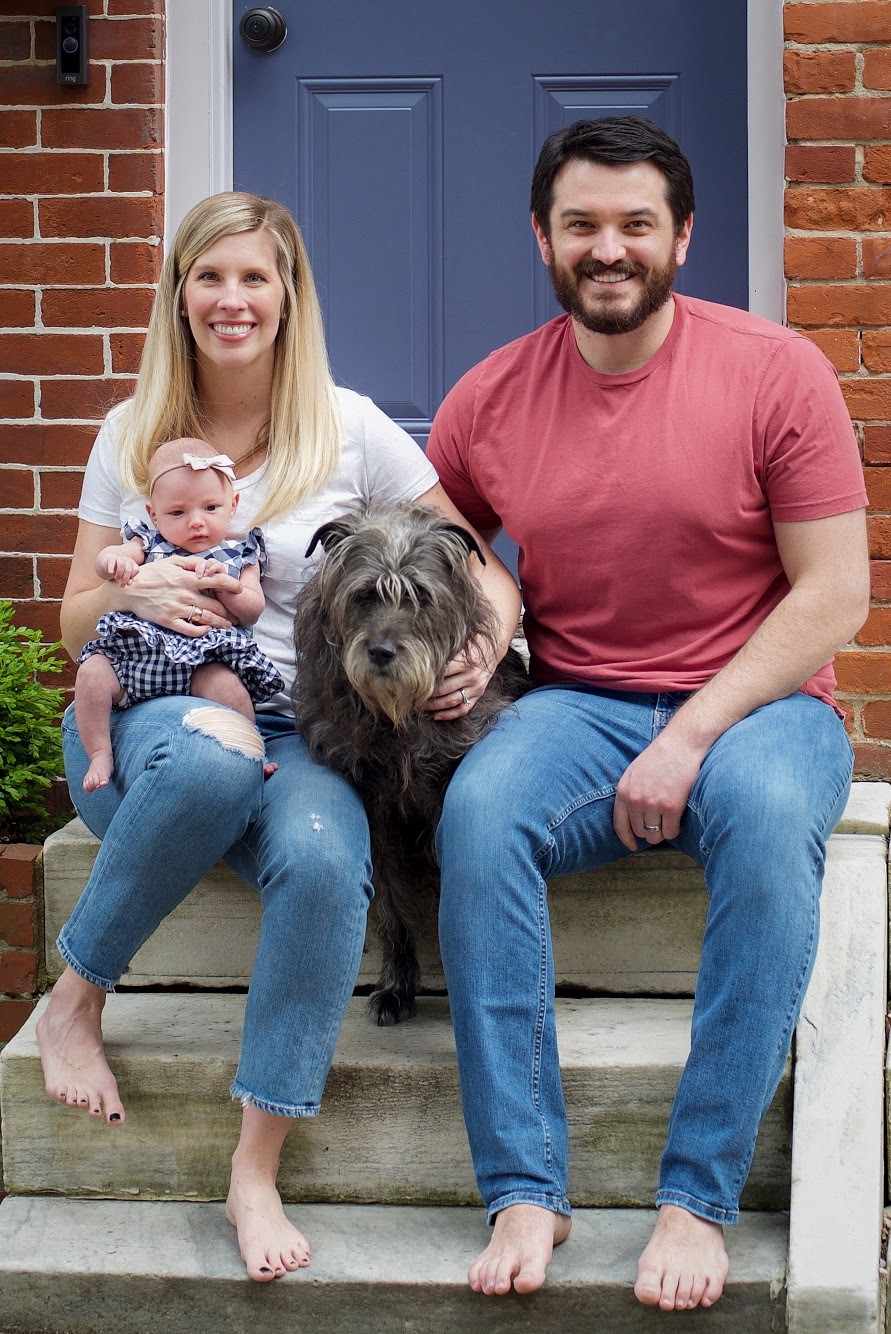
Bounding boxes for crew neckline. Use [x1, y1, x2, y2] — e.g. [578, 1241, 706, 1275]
[566, 294, 687, 386]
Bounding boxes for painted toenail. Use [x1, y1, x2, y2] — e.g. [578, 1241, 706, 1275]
[260, 1267, 272, 1275]
[110, 1113, 121, 1122]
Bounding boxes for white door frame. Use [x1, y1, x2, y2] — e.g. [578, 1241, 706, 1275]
[166, 0, 785, 323]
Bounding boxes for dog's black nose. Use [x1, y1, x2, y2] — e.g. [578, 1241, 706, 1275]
[367, 638, 398, 666]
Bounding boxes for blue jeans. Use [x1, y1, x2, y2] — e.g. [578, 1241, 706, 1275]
[435, 686, 854, 1226]
[61, 699, 373, 1116]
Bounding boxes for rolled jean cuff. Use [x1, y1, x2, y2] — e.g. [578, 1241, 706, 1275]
[56, 934, 118, 992]
[655, 1188, 739, 1227]
[486, 1189, 572, 1225]
[229, 1080, 321, 1119]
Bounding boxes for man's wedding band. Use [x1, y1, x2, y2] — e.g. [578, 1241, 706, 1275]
[643, 821, 661, 831]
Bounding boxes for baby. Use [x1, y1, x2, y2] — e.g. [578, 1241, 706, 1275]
[75, 437, 284, 792]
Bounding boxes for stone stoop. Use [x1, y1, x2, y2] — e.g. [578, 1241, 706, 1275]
[0, 996, 792, 1207]
[0, 1200, 789, 1334]
[0, 782, 887, 1332]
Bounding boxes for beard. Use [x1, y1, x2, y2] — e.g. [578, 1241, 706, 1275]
[548, 252, 678, 336]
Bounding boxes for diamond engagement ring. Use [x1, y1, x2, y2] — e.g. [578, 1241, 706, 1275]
[188, 605, 201, 624]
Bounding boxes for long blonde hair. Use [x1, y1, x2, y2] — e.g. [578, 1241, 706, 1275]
[116, 192, 341, 525]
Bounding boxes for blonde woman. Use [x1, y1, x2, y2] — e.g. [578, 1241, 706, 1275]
[38, 193, 521, 1282]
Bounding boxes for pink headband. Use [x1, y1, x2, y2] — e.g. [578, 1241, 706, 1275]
[148, 442, 237, 494]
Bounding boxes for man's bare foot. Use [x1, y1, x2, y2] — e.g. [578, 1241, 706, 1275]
[35, 969, 125, 1124]
[226, 1164, 311, 1282]
[469, 1204, 571, 1295]
[634, 1204, 729, 1310]
[83, 751, 114, 792]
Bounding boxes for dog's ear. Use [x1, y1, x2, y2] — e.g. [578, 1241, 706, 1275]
[441, 522, 487, 567]
[305, 519, 355, 558]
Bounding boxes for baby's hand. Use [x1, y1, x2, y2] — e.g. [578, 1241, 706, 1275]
[100, 554, 141, 587]
[192, 557, 227, 579]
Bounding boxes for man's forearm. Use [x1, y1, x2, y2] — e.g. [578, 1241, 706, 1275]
[662, 578, 868, 756]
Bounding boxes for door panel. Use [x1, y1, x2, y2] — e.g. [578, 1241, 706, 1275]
[234, 1, 748, 442]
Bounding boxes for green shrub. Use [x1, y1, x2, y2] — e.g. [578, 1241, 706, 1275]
[0, 600, 67, 843]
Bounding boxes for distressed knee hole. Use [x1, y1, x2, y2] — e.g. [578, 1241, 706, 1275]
[182, 707, 265, 760]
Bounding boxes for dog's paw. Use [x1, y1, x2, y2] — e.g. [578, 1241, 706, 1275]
[368, 988, 416, 1026]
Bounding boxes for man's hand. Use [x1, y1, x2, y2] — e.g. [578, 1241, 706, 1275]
[425, 641, 495, 720]
[613, 731, 708, 851]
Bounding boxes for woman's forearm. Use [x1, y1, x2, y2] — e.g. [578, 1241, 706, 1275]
[60, 582, 121, 659]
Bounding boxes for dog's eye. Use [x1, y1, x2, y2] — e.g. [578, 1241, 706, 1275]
[354, 589, 378, 607]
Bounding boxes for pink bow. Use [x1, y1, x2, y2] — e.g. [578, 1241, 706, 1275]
[181, 452, 237, 483]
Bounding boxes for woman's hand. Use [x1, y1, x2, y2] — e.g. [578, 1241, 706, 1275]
[425, 641, 494, 720]
[111, 558, 240, 637]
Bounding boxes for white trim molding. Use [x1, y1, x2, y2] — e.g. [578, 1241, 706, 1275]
[165, 0, 232, 245]
[166, 0, 785, 319]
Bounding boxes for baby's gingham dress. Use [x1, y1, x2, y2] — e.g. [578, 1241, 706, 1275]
[78, 520, 285, 707]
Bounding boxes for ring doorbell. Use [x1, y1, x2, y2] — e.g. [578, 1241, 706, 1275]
[56, 6, 89, 86]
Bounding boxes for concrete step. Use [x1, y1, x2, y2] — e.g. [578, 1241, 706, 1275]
[0, 1196, 789, 1333]
[0, 995, 790, 1208]
[41, 784, 891, 996]
[41, 820, 710, 994]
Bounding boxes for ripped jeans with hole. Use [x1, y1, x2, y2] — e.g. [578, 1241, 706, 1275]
[60, 698, 373, 1117]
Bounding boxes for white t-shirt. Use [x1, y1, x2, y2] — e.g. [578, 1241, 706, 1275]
[78, 389, 439, 713]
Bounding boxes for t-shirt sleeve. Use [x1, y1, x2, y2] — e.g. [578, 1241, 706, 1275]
[78, 408, 129, 528]
[756, 336, 867, 522]
[355, 394, 439, 506]
[426, 367, 503, 532]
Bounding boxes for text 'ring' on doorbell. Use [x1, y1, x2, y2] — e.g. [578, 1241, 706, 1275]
[56, 5, 89, 86]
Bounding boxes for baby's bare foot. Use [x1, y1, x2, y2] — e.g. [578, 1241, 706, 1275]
[635, 1204, 729, 1310]
[469, 1204, 571, 1296]
[35, 972, 124, 1124]
[83, 752, 114, 792]
[226, 1167, 311, 1281]
[262, 761, 278, 780]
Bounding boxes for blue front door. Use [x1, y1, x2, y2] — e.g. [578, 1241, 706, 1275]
[233, 1, 748, 445]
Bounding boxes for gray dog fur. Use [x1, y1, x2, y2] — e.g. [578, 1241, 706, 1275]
[292, 504, 528, 1024]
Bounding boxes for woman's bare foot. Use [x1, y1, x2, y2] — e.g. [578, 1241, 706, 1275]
[634, 1204, 729, 1310]
[35, 968, 125, 1124]
[226, 1104, 310, 1282]
[83, 751, 114, 792]
[468, 1204, 571, 1295]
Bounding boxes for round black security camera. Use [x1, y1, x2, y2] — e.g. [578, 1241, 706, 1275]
[239, 8, 287, 52]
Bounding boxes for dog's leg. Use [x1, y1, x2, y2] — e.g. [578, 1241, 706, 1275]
[368, 850, 422, 1026]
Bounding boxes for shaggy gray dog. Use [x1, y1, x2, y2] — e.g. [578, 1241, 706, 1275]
[292, 504, 528, 1024]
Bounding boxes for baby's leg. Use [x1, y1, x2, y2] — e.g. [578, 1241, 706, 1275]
[74, 655, 126, 792]
[190, 664, 277, 777]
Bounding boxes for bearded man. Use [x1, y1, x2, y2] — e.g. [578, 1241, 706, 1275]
[427, 116, 869, 1312]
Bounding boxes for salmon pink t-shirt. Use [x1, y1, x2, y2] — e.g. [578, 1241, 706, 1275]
[427, 296, 867, 710]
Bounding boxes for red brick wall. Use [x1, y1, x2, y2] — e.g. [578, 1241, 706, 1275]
[784, 1, 891, 776]
[0, 846, 40, 1048]
[0, 0, 164, 686]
